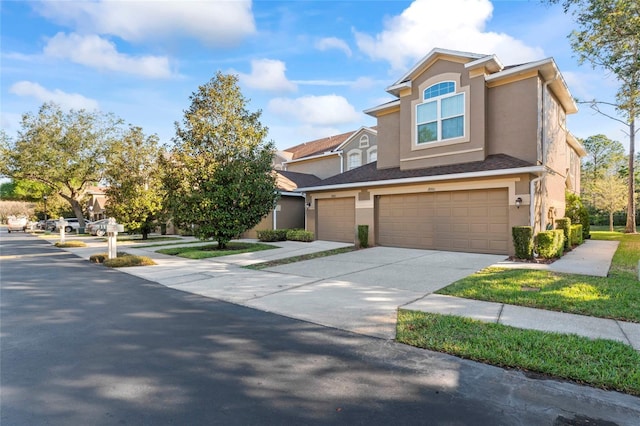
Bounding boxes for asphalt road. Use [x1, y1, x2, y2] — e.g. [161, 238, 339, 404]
[1, 230, 638, 425]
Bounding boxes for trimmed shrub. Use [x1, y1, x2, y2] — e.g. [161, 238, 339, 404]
[555, 217, 571, 251]
[357, 225, 369, 248]
[512, 226, 533, 259]
[90, 252, 155, 267]
[286, 229, 314, 242]
[535, 230, 565, 259]
[55, 240, 87, 248]
[570, 224, 583, 246]
[256, 229, 288, 242]
[565, 191, 590, 240]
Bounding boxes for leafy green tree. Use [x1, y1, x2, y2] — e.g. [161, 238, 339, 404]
[162, 72, 278, 248]
[565, 190, 591, 238]
[580, 134, 626, 206]
[547, 0, 639, 232]
[0, 103, 123, 227]
[104, 126, 165, 240]
[592, 174, 628, 231]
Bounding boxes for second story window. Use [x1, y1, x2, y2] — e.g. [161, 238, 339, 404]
[348, 151, 361, 170]
[416, 81, 464, 144]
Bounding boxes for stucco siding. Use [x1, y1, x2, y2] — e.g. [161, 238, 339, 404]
[286, 156, 341, 179]
[486, 77, 539, 164]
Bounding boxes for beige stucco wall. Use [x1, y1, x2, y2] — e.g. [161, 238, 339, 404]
[398, 62, 488, 170]
[486, 76, 539, 164]
[285, 155, 341, 179]
[376, 111, 401, 169]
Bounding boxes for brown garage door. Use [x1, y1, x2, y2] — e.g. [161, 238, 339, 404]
[317, 197, 355, 243]
[377, 189, 509, 254]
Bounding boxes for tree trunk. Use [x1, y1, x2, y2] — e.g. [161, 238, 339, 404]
[625, 117, 636, 233]
[609, 211, 614, 232]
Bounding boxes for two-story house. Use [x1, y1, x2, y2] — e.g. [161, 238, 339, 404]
[298, 48, 585, 255]
[278, 126, 378, 179]
[244, 126, 379, 237]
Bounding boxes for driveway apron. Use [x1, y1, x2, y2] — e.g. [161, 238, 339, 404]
[246, 247, 505, 338]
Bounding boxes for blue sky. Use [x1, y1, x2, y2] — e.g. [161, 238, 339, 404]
[0, 0, 630, 152]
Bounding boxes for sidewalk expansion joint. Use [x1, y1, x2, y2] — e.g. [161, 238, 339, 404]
[496, 303, 505, 324]
[615, 320, 633, 347]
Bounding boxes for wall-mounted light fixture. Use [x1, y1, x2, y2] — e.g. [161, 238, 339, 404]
[305, 202, 312, 208]
[515, 197, 523, 209]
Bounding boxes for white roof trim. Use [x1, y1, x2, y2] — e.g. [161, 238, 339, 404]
[279, 191, 305, 197]
[464, 54, 504, 72]
[364, 99, 401, 116]
[334, 126, 378, 151]
[283, 150, 340, 165]
[297, 166, 545, 192]
[485, 58, 554, 82]
[567, 132, 587, 157]
[391, 48, 486, 88]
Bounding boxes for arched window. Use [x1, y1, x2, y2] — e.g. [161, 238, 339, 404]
[359, 135, 370, 148]
[416, 81, 464, 144]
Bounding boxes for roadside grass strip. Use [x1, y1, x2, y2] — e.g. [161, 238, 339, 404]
[54, 240, 87, 248]
[396, 310, 640, 396]
[244, 246, 357, 270]
[157, 242, 276, 259]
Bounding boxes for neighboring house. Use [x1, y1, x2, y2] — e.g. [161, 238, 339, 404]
[298, 48, 586, 255]
[280, 127, 378, 179]
[241, 170, 321, 238]
[86, 186, 107, 221]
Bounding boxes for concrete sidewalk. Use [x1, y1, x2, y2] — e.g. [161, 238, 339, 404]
[51, 234, 639, 351]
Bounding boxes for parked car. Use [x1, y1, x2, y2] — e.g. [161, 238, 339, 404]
[7, 216, 28, 232]
[52, 218, 90, 233]
[86, 219, 110, 236]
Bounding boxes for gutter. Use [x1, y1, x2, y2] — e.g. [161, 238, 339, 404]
[297, 165, 545, 193]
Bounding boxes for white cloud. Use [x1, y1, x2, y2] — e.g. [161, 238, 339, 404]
[354, 0, 544, 71]
[36, 0, 255, 46]
[9, 81, 99, 110]
[268, 95, 361, 125]
[315, 37, 352, 57]
[44, 32, 172, 78]
[238, 59, 297, 92]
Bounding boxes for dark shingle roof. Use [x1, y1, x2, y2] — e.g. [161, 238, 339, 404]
[304, 154, 535, 189]
[283, 130, 354, 160]
[275, 170, 322, 191]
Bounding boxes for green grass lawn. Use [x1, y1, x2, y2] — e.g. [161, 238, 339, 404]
[398, 230, 640, 395]
[435, 231, 640, 322]
[157, 242, 276, 259]
[397, 310, 640, 396]
[244, 246, 356, 270]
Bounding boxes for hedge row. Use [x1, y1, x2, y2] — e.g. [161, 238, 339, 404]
[512, 218, 585, 260]
[256, 228, 314, 243]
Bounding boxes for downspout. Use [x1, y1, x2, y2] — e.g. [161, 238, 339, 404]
[533, 72, 559, 231]
[273, 206, 277, 230]
[338, 151, 344, 174]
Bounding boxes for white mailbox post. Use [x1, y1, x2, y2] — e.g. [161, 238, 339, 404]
[106, 217, 124, 259]
[57, 217, 68, 244]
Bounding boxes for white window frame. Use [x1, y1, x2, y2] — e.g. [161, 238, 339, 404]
[359, 135, 370, 148]
[367, 146, 377, 163]
[347, 150, 362, 170]
[416, 81, 465, 145]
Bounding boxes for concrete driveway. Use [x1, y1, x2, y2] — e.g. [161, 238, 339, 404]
[245, 247, 505, 339]
[54, 238, 506, 340]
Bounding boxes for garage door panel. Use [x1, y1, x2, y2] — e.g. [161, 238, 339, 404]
[377, 189, 509, 255]
[317, 198, 355, 243]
